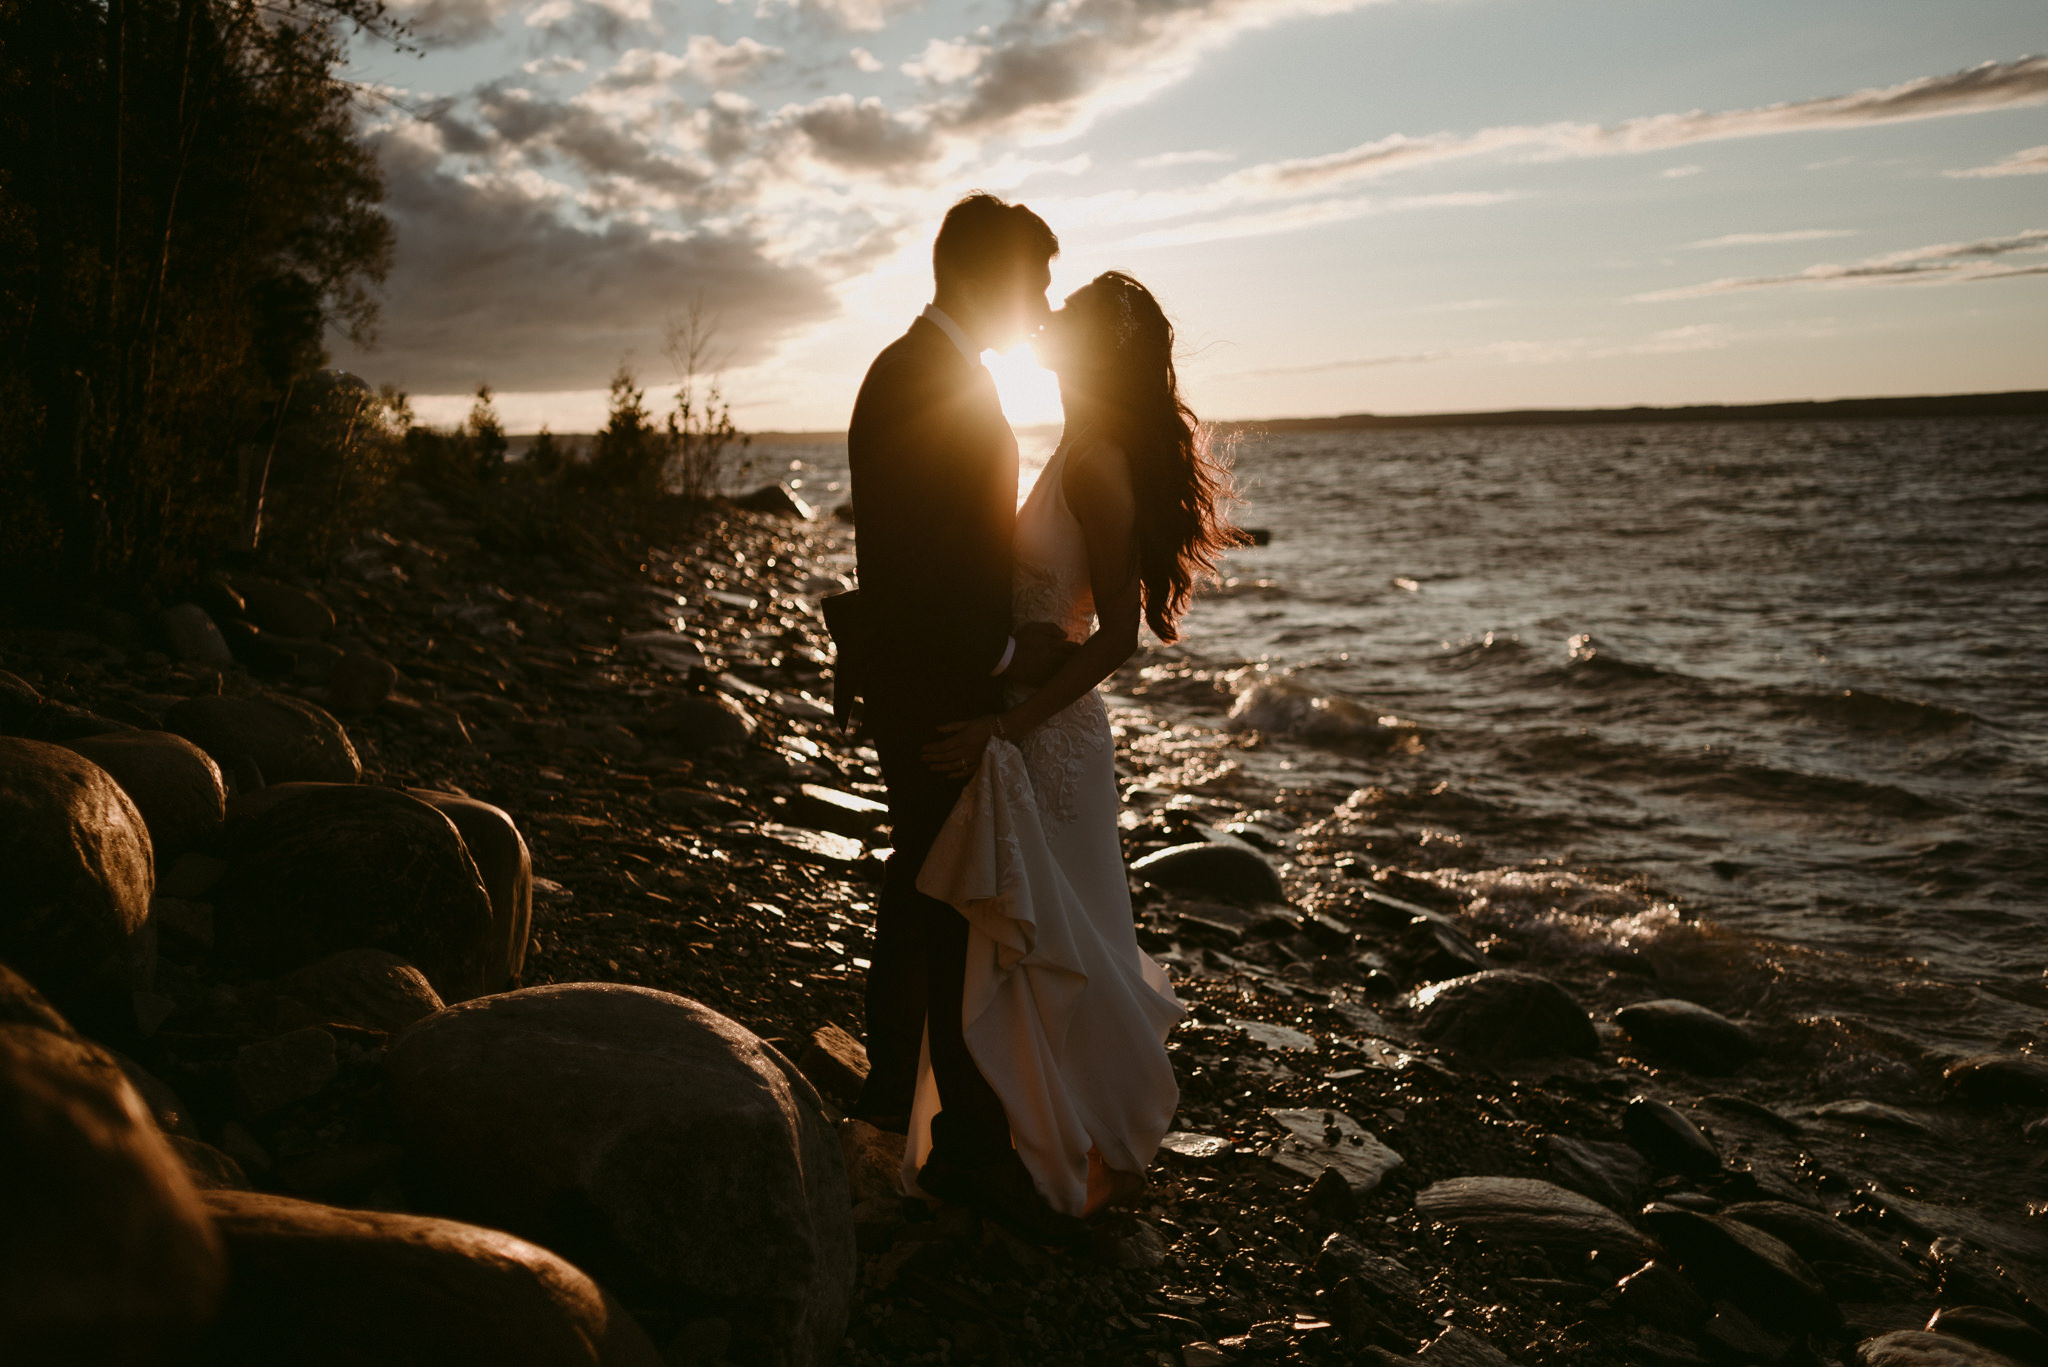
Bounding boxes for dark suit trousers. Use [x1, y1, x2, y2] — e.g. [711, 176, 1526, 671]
[856, 727, 1011, 1161]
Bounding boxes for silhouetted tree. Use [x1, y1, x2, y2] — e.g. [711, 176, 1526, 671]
[467, 382, 508, 480]
[589, 362, 664, 492]
[664, 301, 750, 501]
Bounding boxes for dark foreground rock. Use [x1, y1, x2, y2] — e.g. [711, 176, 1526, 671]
[408, 789, 533, 990]
[385, 983, 854, 1367]
[1720, 1201, 1920, 1292]
[1623, 1096, 1721, 1177]
[212, 784, 494, 1001]
[270, 948, 446, 1034]
[197, 1190, 664, 1366]
[1413, 970, 1600, 1061]
[63, 730, 227, 860]
[1639, 1204, 1839, 1333]
[1925, 1307, 2048, 1364]
[166, 691, 362, 786]
[0, 737, 156, 1027]
[1131, 841, 1287, 905]
[1543, 1134, 1650, 1212]
[1614, 998, 1757, 1074]
[1413, 1176, 1648, 1260]
[0, 1022, 225, 1361]
[1857, 1330, 2029, 1365]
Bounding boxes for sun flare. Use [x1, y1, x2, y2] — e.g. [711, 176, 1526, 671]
[982, 344, 1064, 430]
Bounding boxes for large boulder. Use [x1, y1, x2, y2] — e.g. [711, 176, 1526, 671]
[166, 691, 361, 786]
[1130, 841, 1287, 905]
[0, 738, 156, 1026]
[212, 785, 493, 1001]
[0, 959, 75, 1035]
[643, 694, 755, 752]
[158, 603, 234, 668]
[1412, 970, 1600, 1061]
[271, 949, 445, 1034]
[0, 1023, 226, 1361]
[1614, 998, 1757, 1074]
[408, 790, 532, 990]
[1413, 1176, 1648, 1260]
[230, 577, 336, 639]
[1639, 1204, 1839, 1333]
[62, 731, 227, 860]
[386, 984, 856, 1367]
[196, 1191, 663, 1366]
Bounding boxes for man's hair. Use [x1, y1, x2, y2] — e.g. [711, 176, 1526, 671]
[932, 193, 1059, 290]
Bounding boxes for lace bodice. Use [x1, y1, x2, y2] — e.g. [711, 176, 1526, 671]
[1011, 436, 1112, 826]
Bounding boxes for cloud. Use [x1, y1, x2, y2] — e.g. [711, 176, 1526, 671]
[901, 37, 989, 84]
[1137, 149, 1235, 169]
[784, 93, 936, 169]
[1687, 228, 1860, 248]
[471, 84, 716, 201]
[597, 38, 784, 89]
[1946, 144, 2048, 178]
[525, 0, 656, 47]
[1660, 164, 1703, 178]
[1244, 56, 2048, 195]
[849, 46, 883, 73]
[386, 0, 517, 46]
[753, 0, 914, 34]
[1635, 228, 2048, 300]
[1222, 325, 1730, 377]
[328, 128, 835, 393]
[1114, 190, 1513, 250]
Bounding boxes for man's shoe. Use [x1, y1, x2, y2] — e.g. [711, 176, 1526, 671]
[918, 1147, 1086, 1247]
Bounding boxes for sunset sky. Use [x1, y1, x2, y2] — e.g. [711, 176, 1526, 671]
[333, 0, 2048, 432]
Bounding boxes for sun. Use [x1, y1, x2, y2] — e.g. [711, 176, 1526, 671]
[981, 343, 1064, 429]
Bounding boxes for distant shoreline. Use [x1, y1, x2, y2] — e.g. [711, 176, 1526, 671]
[517, 388, 2048, 445]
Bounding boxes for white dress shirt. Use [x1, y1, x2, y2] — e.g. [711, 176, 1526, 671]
[920, 303, 1016, 678]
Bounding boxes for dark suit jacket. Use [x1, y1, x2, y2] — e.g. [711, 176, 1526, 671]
[848, 317, 1018, 739]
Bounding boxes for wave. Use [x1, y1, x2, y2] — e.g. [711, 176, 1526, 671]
[1773, 686, 1976, 736]
[1226, 677, 1416, 745]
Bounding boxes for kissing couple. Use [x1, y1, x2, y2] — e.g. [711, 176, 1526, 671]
[834, 192, 1247, 1241]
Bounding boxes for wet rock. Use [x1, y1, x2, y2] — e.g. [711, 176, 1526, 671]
[63, 730, 226, 859]
[1400, 913, 1490, 981]
[1261, 1107, 1404, 1194]
[1417, 1326, 1516, 1364]
[1412, 970, 1600, 1060]
[795, 1021, 870, 1106]
[1639, 1204, 1838, 1332]
[327, 652, 397, 713]
[0, 737, 156, 1027]
[159, 602, 234, 668]
[212, 785, 493, 1001]
[407, 790, 532, 991]
[645, 693, 756, 752]
[230, 577, 335, 639]
[1615, 998, 1757, 1074]
[166, 691, 361, 785]
[1942, 1054, 2048, 1107]
[1414, 1176, 1649, 1260]
[1857, 1330, 2029, 1366]
[0, 1023, 226, 1359]
[1545, 1133, 1651, 1212]
[1310, 1233, 1423, 1299]
[234, 1027, 339, 1115]
[792, 785, 889, 840]
[733, 483, 814, 519]
[271, 948, 445, 1033]
[197, 1190, 665, 1366]
[1721, 1201, 1918, 1291]
[1702, 1300, 1792, 1363]
[1623, 1097, 1721, 1177]
[386, 983, 855, 1367]
[1130, 842, 1287, 905]
[1614, 1259, 1711, 1331]
[1926, 1307, 2048, 1364]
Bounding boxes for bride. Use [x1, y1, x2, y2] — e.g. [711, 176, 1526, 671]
[910, 270, 1248, 1218]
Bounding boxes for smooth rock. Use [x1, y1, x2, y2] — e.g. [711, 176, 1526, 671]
[230, 577, 335, 639]
[1721, 1201, 1915, 1283]
[1310, 1233, 1423, 1299]
[1639, 1204, 1838, 1332]
[197, 1190, 664, 1366]
[760, 824, 864, 866]
[1942, 1054, 2048, 1107]
[168, 1134, 252, 1190]
[327, 652, 398, 713]
[1926, 1307, 2048, 1365]
[1401, 913, 1490, 981]
[1262, 1108, 1404, 1194]
[796, 1022, 870, 1105]
[386, 983, 855, 1367]
[1614, 1260, 1711, 1331]
[0, 737, 156, 1027]
[1858, 1331, 2029, 1366]
[733, 483, 814, 519]
[63, 730, 226, 859]
[159, 603, 234, 668]
[407, 790, 532, 990]
[1545, 1134, 1651, 1212]
[1702, 1300, 1791, 1363]
[212, 785, 493, 1001]
[234, 1027, 338, 1115]
[1615, 999, 1757, 1074]
[1624, 1096, 1721, 1177]
[645, 693, 756, 752]
[1417, 1326, 1516, 1365]
[793, 785, 888, 840]
[0, 1023, 226, 1358]
[1413, 970, 1600, 1060]
[1414, 1176, 1648, 1259]
[271, 948, 444, 1033]
[0, 959, 75, 1034]
[166, 691, 360, 785]
[1131, 842, 1287, 905]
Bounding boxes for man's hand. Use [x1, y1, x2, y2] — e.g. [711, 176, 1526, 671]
[1004, 621, 1077, 686]
[923, 716, 998, 778]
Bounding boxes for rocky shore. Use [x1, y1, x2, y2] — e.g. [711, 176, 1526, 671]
[3, 482, 2046, 1367]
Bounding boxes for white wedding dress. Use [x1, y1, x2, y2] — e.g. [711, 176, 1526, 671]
[905, 435, 1186, 1217]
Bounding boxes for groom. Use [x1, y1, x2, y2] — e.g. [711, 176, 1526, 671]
[846, 193, 1076, 1235]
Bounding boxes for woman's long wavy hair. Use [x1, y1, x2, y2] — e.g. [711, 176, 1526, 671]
[1071, 271, 1250, 643]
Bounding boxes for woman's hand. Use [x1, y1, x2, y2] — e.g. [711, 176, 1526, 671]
[923, 715, 1001, 778]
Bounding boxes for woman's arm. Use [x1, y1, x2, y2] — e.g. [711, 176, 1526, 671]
[923, 439, 1142, 776]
